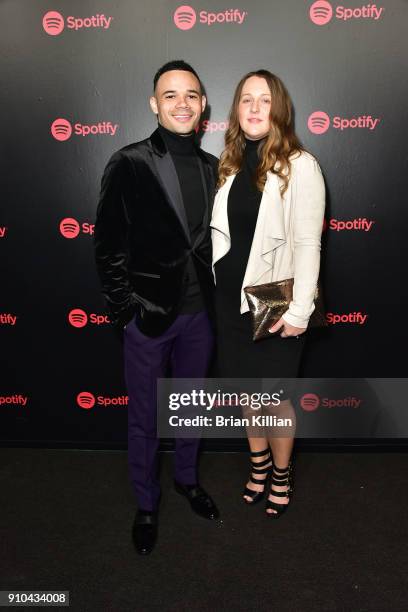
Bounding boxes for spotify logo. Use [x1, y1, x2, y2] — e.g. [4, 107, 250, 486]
[308, 111, 330, 134]
[60, 218, 80, 238]
[77, 392, 96, 409]
[68, 309, 88, 328]
[174, 5, 246, 29]
[174, 5, 197, 30]
[51, 118, 72, 141]
[309, 2, 384, 25]
[43, 11, 65, 35]
[300, 393, 321, 412]
[51, 119, 118, 140]
[308, 111, 380, 134]
[309, 1, 333, 26]
[67, 309, 110, 327]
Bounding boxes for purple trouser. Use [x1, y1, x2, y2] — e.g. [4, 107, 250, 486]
[124, 311, 214, 511]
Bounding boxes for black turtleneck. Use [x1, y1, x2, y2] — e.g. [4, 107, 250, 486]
[214, 137, 265, 311]
[158, 124, 206, 313]
[158, 123, 196, 154]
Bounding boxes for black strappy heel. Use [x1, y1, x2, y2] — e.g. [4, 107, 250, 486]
[265, 462, 293, 518]
[243, 448, 272, 505]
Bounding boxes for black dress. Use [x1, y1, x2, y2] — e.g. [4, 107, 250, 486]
[214, 138, 305, 379]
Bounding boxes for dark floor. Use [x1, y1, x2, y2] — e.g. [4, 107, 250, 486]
[1, 449, 408, 612]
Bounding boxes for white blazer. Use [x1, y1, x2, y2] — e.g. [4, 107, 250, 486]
[211, 151, 326, 329]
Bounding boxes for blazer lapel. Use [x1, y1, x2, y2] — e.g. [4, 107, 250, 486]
[211, 172, 286, 256]
[149, 130, 190, 243]
[261, 171, 287, 257]
[210, 175, 234, 267]
[193, 153, 215, 249]
[197, 150, 216, 213]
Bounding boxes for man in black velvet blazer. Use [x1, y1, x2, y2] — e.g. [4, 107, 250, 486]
[94, 60, 219, 555]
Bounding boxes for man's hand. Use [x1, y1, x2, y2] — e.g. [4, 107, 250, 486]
[268, 317, 307, 338]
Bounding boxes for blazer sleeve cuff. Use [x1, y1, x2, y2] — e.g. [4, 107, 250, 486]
[109, 298, 139, 329]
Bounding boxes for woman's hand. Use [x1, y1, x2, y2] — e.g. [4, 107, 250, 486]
[268, 317, 307, 338]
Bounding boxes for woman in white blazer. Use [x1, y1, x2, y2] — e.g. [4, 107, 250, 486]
[211, 70, 325, 517]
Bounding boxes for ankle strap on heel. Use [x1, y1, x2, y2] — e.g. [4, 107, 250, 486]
[251, 456, 270, 470]
[250, 448, 270, 458]
[273, 464, 290, 473]
[248, 450, 272, 485]
[270, 464, 293, 497]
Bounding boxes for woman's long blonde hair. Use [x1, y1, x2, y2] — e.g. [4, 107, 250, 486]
[218, 70, 303, 195]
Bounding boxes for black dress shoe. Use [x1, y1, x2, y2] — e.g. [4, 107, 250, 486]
[174, 481, 219, 520]
[132, 510, 158, 555]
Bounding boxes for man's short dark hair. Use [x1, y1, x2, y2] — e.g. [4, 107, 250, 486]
[153, 60, 202, 92]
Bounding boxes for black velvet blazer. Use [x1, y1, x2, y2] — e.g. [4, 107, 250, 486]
[94, 129, 218, 336]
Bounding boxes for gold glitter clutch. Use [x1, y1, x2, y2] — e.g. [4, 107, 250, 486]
[244, 278, 327, 341]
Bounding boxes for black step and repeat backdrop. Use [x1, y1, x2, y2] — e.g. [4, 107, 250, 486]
[1, 0, 407, 446]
